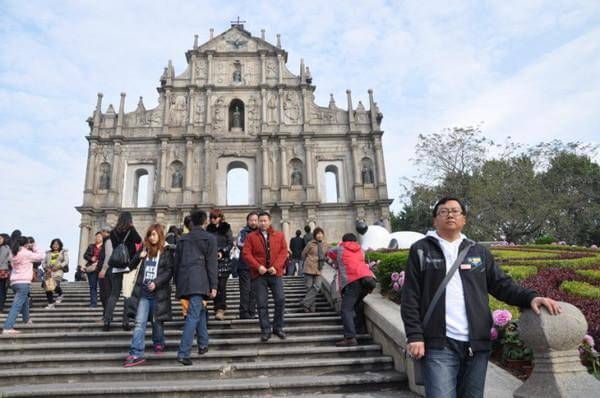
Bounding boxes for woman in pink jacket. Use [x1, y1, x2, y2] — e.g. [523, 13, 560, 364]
[2, 236, 44, 334]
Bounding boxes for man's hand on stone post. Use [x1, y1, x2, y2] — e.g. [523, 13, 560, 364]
[407, 341, 425, 359]
[531, 297, 562, 315]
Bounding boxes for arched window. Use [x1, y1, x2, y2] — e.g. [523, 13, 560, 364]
[134, 169, 149, 208]
[324, 165, 340, 203]
[170, 160, 184, 189]
[361, 157, 375, 184]
[229, 99, 245, 131]
[289, 158, 304, 186]
[227, 161, 249, 205]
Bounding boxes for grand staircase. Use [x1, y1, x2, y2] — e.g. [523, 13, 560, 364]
[0, 277, 413, 397]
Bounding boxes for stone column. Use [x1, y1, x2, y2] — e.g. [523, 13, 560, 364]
[304, 139, 316, 201]
[346, 89, 355, 131]
[514, 302, 597, 397]
[278, 87, 283, 126]
[368, 89, 377, 132]
[187, 88, 195, 129]
[109, 141, 123, 206]
[92, 93, 103, 135]
[163, 89, 171, 129]
[260, 53, 266, 85]
[277, 54, 283, 85]
[84, 142, 98, 193]
[301, 87, 309, 131]
[158, 140, 168, 204]
[77, 215, 92, 268]
[281, 207, 290, 242]
[116, 92, 126, 136]
[206, 89, 212, 126]
[183, 139, 193, 203]
[350, 138, 362, 200]
[202, 137, 212, 203]
[373, 135, 388, 198]
[207, 53, 213, 85]
[261, 138, 270, 203]
[280, 138, 288, 186]
[260, 89, 267, 126]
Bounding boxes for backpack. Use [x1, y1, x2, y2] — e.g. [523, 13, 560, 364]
[108, 230, 131, 268]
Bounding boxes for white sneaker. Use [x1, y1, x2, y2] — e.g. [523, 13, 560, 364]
[25, 320, 33, 325]
[55, 295, 64, 303]
[44, 304, 55, 310]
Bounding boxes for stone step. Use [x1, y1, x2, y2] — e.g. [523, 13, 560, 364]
[0, 324, 346, 343]
[3, 315, 343, 333]
[0, 334, 374, 355]
[0, 371, 406, 397]
[0, 344, 384, 370]
[0, 356, 395, 386]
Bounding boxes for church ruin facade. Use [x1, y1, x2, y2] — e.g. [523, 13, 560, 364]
[76, 22, 392, 262]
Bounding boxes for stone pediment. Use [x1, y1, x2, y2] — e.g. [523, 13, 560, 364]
[197, 26, 283, 55]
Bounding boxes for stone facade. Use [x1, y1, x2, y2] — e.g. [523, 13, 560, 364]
[76, 23, 392, 264]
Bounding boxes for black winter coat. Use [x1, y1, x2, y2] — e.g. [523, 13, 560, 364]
[174, 227, 218, 299]
[400, 236, 538, 352]
[109, 227, 142, 266]
[125, 247, 174, 321]
[206, 222, 233, 274]
[289, 236, 306, 259]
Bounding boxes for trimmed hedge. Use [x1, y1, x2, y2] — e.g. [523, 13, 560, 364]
[560, 281, 600, 299]
[511, 254, 600, 268]
[365, 250, 409, 295]
[492, 249, 559, 260]
[576, 269, 600, 281]
[501, 265, 538, 281]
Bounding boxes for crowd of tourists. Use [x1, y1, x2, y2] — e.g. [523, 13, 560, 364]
[0, 209, 376, 368]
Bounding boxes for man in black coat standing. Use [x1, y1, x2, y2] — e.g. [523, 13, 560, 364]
[174, 210, 218, 365]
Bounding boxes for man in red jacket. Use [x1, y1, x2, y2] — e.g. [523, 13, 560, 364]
[242, 211, 289, 341]
[327, 233, 376, 347]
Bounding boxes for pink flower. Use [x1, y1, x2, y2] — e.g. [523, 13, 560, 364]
[398, 271, 405, 288]
[583, 334, 595, 347]
[391, 272, 400, 282]
[490, 327, 499, 341]
[392, 282, 401, 292]
[492, 309, 512, 327]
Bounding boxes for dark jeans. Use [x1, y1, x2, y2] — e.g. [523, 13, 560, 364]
[253, 275, 285, 332]
[340, 277, 375, 338]
[214, 273, 230, 312]
[103, 271, 131, 324]
[238, 267, 256, 318]
[0, 278, 8, 311]
[423, 338, 490, 398]
[178, 295, 209, 358]
[99, 274, 110, 313]
[87, 272, 98, 307]
[45, 284, 64, 304]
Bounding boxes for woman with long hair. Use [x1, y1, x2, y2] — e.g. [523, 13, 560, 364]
[42, 238, 69, 309]
[300, 227, 329, 313]
[0, 233, 11, 312]
[102, 211, 142, 331]
[206, 208, 233, 321]
[2, 236, 44, 334]
[123, 224, 173, 367]
[82, 232, 104, 308]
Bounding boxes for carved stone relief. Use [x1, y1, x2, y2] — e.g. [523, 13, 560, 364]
[282, 92, 301, 124]
[194, 94, 205, 124]
[194, 59, 207, 81]
[266, 59, 277, 78]
[267, 94, 278, 125]
[247, 96, 260, 135]
[169, 95, 187, 126]
[213, 97, 226, 131]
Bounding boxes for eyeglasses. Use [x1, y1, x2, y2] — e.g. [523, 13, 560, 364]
[210, 215, 219, 219]
[436, 208, 463, 217]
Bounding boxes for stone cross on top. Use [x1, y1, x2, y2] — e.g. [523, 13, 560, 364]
[230, 16, 246, 28]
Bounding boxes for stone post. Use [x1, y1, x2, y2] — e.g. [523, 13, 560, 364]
[92, 93, 103, 135]
[116, 92, 126, 136]
[346, 89, 355, 130]
[514, 302, 597, 398]
[368, 89, 377, 132]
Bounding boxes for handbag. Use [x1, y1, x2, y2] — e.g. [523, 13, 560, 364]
[122, 261, 141, 298]
[407, 241, 475, 385]
[108, 230, 131, 268]
[44, 277, 56, 292]
[85, 263, 97, 273]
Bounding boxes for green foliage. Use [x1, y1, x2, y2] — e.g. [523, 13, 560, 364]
[522, 244, 599, 253]
[501, 265, 538, 281]
[366, 250, 409, 294]
[579, 341, 600, 380]
[513, 254, 600, 268]
[501, 321, 533, 361]
[535, 234, 556, 244]
[489, 295, 520, 320]
[492, 249, 558, 260]
[576, 269, 600, 280]
[560, 281, 600, 299]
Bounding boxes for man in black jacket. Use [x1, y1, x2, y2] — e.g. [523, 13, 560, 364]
[289, 229, 305, 276]
[401, 197, 561, 398]
[174, 210, 217, 365]
[236, 211, 258, 319]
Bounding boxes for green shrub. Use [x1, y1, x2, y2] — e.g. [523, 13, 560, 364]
[492, 249, 558, 260]
[523, 244, 599, 253]
[576, 269, 600, 280]
[535, 235, 556, 245]
[511, 254, 600, 268]
[366, 250, 409, 293]
[560, 281, 600, 299]
[501, 265, 538, 281]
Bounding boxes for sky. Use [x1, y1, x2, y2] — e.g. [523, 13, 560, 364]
[1, 0, 599, 277]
